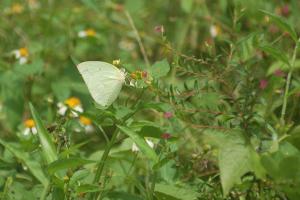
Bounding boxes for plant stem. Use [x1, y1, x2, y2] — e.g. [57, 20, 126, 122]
[94, 127, 119, 177]
[124, 10, 150, 68]
[280, 38, 300, 129]
[40, 182, 50, 200]
[90, 127, 119, 200]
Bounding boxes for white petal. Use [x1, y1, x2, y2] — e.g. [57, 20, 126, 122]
[78, 31, 86, 38]
[13, 50, 21, 58]
[19, 57, 27, 64]
[210, 26, 217, 38]
[31, 127, 37, 135]
[58, 105, 68, 116]
[85, 125, 94, 133]
[23, 128, 30, 136]
[74, 105, 83, 113]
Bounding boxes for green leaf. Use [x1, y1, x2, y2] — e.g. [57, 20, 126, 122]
[117, 125, 158, 161]
[203, 130, 265, 195]
[259, 45, 290, 66]
[47, 158, 95, 174]
[0, 139, 49, 186]
[154, 183, 198, 200]
[76, 184, 102, 193]
[29, 103, 58, 164]
[150, 59, 170, 79]
[260, 10, 297, 42]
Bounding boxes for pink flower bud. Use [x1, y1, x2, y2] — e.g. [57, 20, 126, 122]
[161, 133, 171, 139]
[280, 5, 290, 17]
[154, 25, 164, 33]
[259, 79, 268, 90]
[163, 112, 173, 119]
[274, 69, 285, 77]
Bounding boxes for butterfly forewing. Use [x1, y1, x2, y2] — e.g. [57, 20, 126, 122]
[77, 61, 125, 107]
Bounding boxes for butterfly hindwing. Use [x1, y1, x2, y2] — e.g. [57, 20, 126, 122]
[77, 61, 125, 107]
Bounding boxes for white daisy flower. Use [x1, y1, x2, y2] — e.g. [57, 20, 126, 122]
[78, 29, 96, 38]
[79, 116, 94, 133]
[57, 97, 84, 117]
[23, 119, 37, 136]
[13, 47, 29, 64]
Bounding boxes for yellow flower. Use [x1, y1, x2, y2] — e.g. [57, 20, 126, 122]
[64, 97, 81, 108]
[19, 48, 29, 57]
[11, 3, 24, 14]
[23, 119, 37, 135]
[78, 29, 96, 38]
[24, 119, 35, 128]
[79, 116, 94, 133]
[58, 97, 84, 117]
[13, 47, 29, 64]
[79, 116, 92, 126]
[85, 29, 96, 37]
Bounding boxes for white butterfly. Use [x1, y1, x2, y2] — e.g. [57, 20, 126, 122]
[77, 61, 126, 107]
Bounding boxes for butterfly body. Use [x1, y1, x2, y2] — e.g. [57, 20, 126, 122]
[77, 61, 126, 107]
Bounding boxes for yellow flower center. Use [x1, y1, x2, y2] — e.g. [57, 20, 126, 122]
[79, 116, 92, 125]
[11, 3, 24, 14]
[19, 47, 29, 57]
[64, 97, 81, 108]
[85, 29, 96, 37]
[24, 119, 35, 128]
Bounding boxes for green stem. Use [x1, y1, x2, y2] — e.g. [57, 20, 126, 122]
[93, 127, 119, 181]
[280, 38, 300, 130]
[40, 182, 50, 200]
[89, 127, 119, 200]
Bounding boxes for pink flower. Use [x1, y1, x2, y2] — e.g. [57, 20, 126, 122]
[259, 79, 268, 90]
[274, 69, 285, 77]
[154, 25, 164, 33]
[161, 133, 171, 139]
[280, 5, 290, 17]
[163, 112, 173, 119]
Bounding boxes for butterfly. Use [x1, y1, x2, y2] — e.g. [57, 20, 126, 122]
[77, 61, 126, 107]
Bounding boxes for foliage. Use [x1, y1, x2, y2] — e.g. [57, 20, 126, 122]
[0, 0, 300, 199]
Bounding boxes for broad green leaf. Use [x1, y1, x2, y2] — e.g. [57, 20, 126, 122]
[0, 139, 48, 186]
[267, 60, 300, 75]
[117, 125, 158, 161]
[69, 169, 91, 186]
[47, 158, 95, 174]
[260, 10, 297, 42]
[150, 59, 170, 79]
[29, 103, 58, 164]
[154, 183, 198, 200]
[259, 45, 290, 66]
[203, 130, 265, 195]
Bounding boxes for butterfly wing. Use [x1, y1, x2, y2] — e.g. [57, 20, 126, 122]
[77, 61, 125, 107]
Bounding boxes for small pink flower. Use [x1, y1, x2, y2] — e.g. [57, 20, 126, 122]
[154, 25, 164, 33]
[274, 69, 285, 77]
[280, 5, 290, 17]
[163, 112, 173, 119]
[161, 133, 171, 139]
[259, 79, 268, 90]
